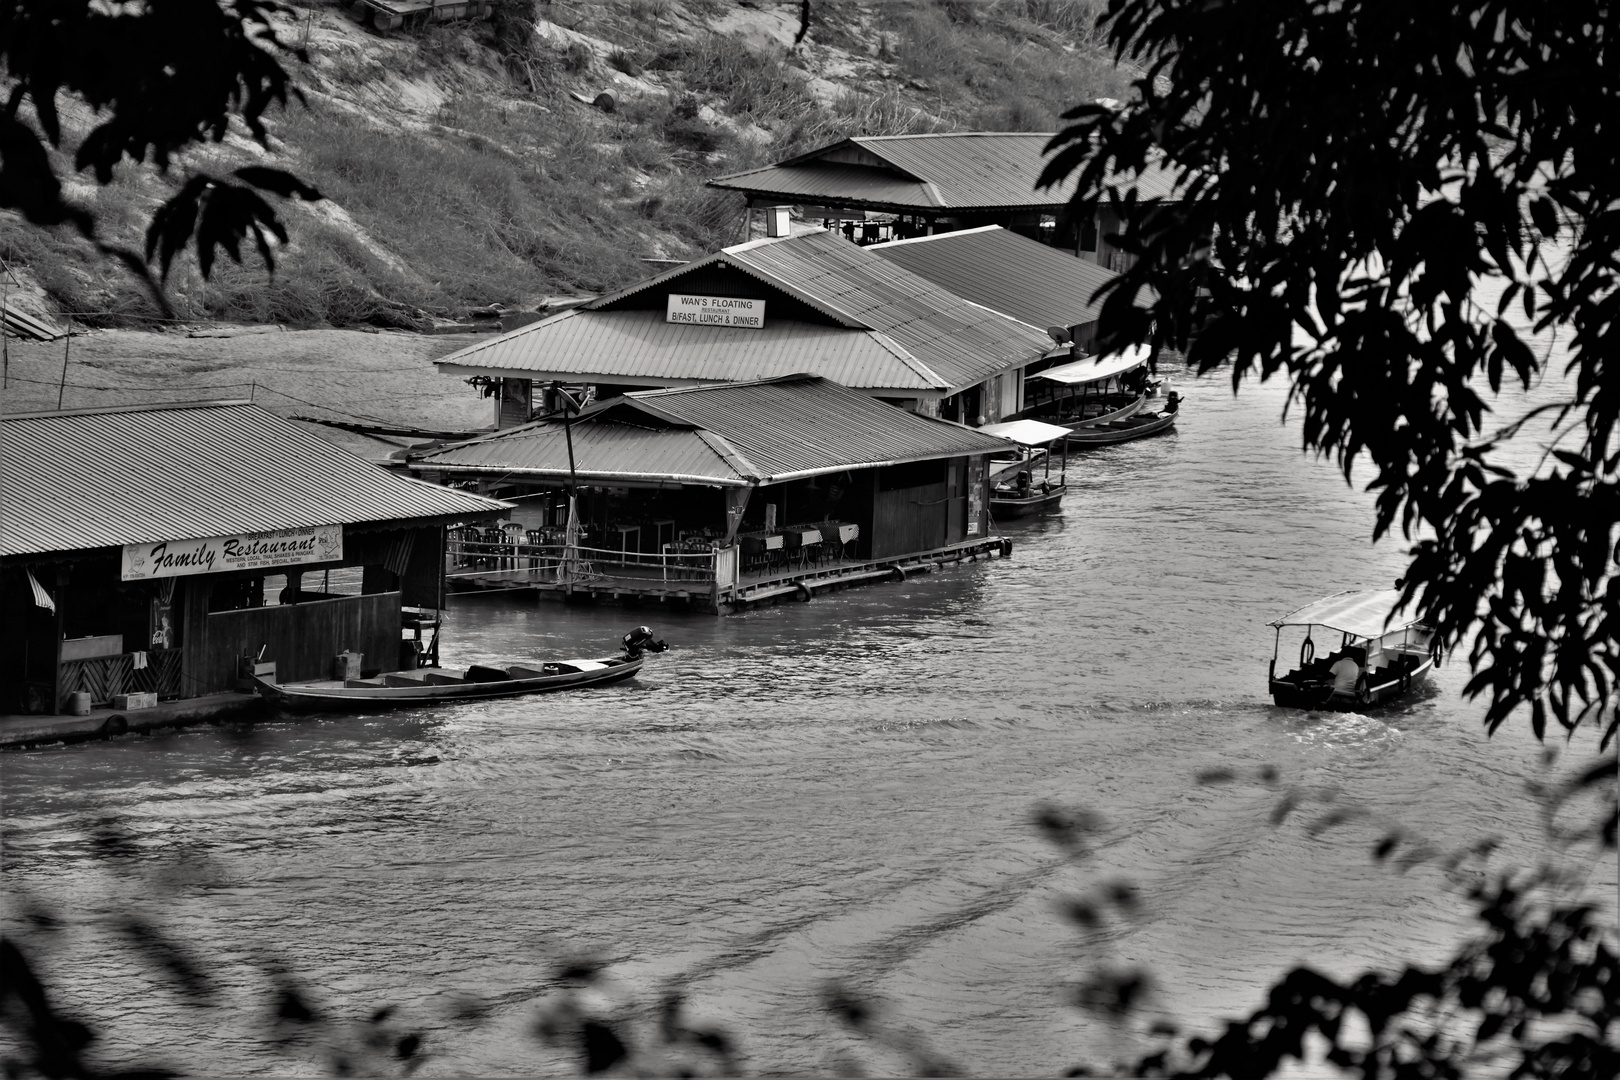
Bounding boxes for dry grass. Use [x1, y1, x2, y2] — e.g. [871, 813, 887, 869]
[0, 0, 1128, 329]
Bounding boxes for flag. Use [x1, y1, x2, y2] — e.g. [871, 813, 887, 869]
[26, 568, 54, 613]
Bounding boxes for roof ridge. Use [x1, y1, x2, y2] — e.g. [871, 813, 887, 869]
[854, 132, 1057, 141]
[434, 307, 583, 367]
[2, 399, 253, 421]
[627, 373, 818, 399]
[866, 224, 1003, 250]
[862, 330, 950, 390]
[694, 430, 762, 483]
[583, 251, 729, 310]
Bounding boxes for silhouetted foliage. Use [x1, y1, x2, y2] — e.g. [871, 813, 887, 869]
[0, 0, 322, 313]
[1041, 0, 1620, 747]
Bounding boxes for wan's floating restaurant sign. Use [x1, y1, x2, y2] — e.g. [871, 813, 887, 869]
[121, 525, 343, 581]
[666, 293, 765, 328]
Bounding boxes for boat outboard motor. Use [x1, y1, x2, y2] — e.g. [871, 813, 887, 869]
[622, 626, 668, 658]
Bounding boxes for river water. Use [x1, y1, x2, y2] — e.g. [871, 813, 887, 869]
[3, 367, 1614, 1077]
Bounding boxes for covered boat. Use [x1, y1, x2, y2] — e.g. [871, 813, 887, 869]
[981, 419, 1071, 518]
[1267, 590, 1437, 710]
[1025, 345, 1182, 446]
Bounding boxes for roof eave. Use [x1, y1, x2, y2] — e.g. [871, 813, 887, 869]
[411, 462, 752, 488]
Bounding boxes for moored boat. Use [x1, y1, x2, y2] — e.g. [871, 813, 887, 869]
[1267, 590, 1437, 710]
[1063, 393, 1182, 447]
[253, 629, 664, 712]
[980, 418, 1072, 518]
[1021, 345, 1182, 447]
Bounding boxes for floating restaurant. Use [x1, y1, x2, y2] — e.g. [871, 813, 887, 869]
[434, 229, 1054, 428]
[0, 402, 507, 719]
[409, 375, 1016, 613]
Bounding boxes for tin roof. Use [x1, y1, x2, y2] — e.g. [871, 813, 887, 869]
[438, 232, 1052, 395]
[708, 133, 1182, 212]
[435, 309, 948, 392]
[592, 231, 1054, 391]
[869, 226, 1141, 330]
[416, 375, 1013, 487]
[1, 401, 509, 558]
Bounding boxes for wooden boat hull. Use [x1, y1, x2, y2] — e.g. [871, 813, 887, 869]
[990, 486, 1064, 518]
[1269, 652, 1435, 711]
[1065, 408, 1178, 446]
[254, 654, 643, 712]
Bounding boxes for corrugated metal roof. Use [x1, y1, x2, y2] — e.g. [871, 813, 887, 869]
[440, 233, 1052, 395]
[709, 133, 1183, 211]
[416, 376, 1014, 486]
[723, 232, 1052, 390]
[1, 401, 510, 558]
[869, 226, 1139, 329]
[420, 421, 750, 486]
[435, 309, 948, 392]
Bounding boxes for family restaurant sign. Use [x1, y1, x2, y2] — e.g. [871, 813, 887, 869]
[121, 525, 343, 581]
[666, 294, 765, 328]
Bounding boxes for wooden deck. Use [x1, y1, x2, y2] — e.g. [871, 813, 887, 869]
[446, 537, 1011, 614]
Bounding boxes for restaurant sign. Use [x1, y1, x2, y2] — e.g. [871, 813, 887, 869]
[121, 525, 343, 581]
[666, 294, 765, 329]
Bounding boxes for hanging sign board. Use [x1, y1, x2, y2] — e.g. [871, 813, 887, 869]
[666, 294, 765, 328]
[121, 525, 343, 581]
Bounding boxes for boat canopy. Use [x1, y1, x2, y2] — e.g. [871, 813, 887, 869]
[977, 419, 1073, 446]
[1269, 589, 1419, 638]
[1034, 344, 1153, 386]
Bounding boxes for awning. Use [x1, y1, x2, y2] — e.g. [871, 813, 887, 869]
[1035, 345, 1153, 386]
[977, 419, 1073, 447]
[1269, 590, 1423, 638]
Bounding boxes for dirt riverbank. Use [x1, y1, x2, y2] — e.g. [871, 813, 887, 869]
[0, 326, 498, 460]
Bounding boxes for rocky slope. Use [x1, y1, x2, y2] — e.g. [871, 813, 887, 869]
[0, 0, 1126, 330]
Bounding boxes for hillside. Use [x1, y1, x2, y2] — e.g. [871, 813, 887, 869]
[0, 0, 1127, 330]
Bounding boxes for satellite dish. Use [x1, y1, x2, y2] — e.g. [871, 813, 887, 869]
[1045, 325, 1072, 345]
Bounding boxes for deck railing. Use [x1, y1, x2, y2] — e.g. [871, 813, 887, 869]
[447, 537, 721, 583]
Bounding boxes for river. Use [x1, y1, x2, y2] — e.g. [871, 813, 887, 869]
[2, 366, 1614, 1077]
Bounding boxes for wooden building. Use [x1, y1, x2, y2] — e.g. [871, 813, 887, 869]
[410, 376, 1017, 612]
[705, 132, 1182, 270]
[0, 402, 507, 715]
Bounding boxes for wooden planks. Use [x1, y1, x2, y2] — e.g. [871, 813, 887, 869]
[195, 592, 402, 693]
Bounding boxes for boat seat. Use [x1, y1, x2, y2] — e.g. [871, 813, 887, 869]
[344, 679, 384, 688]
[506, 664, 556, 678]
[383, 674, 431, 687]
[465, 664, 513, 683]
[422, 672, 464, 685]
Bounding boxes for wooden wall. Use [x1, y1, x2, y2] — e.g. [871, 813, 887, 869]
[870, 479, 948, 559]
[191, 590, 402, 694]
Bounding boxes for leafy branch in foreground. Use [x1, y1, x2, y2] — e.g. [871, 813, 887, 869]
[0, 0, 324, 313]
[1039, 0, 1620, 744]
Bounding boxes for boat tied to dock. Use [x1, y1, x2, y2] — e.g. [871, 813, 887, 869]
[1022, 345, 1184, 447]
[980, 418, 1072, 518]
[252, 629, 661, 712]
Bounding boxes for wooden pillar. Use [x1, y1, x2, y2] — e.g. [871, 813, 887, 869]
[50, 564, 66, 714]
[179, 578, 213, 699]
